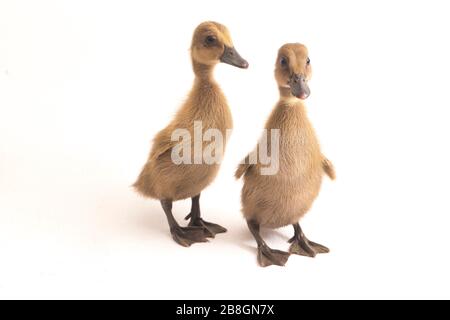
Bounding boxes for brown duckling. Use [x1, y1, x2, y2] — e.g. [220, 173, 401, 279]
[134, 21, 248, 247]
[235, 43, 335, 267]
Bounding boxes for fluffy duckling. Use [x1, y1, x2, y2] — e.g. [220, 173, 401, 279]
[235, 43, 335, 267]
[134, 22, 248, 247]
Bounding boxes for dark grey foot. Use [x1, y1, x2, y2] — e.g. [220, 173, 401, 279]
[288, 235, 329, 257]
[170, 226, 209, 247]
[257, 244, 290, 267]
[186, 214, 227, 238]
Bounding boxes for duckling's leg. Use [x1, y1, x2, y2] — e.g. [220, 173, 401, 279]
[247, 220, 290, 267]
[160, 199, 208, 247]
[185, 194, 227, 238]
[288, 223, 330, 257]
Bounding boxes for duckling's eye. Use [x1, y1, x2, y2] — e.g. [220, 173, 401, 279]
[280, 57, 288, 67]
[306, 57, 311, 65]
[205, 36, 217, 46]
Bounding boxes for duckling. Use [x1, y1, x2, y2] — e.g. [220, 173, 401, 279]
[134, 22, 248, 247]
[235, 43, 335, 267]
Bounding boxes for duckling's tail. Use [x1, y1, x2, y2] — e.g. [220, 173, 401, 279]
[132, 163, 158, 199]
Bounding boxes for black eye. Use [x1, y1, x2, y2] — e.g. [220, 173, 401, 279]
[280, 57, 288, 67]
[306, 57, 311, 65]
[205, 36, 216, 45]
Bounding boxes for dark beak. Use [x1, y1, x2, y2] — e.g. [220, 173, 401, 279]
[220, 46, 249, 69]
[289, 74, 310, 99]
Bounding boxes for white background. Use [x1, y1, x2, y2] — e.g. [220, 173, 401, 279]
[1, 0, 450, 299]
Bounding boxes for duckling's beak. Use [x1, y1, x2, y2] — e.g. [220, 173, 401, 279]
[220, 46, 249, 69]
[289, 74, 310, 100]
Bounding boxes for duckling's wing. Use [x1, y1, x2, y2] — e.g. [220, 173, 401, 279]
[149, 128, 188, 161]
[235, 155, 254, 179]
[322, 157, 336, 180]
[150, 139, 175, 161]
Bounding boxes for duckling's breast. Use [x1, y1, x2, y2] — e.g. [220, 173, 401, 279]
[241, 169, 322, 228]
[241, 103, 324, 228]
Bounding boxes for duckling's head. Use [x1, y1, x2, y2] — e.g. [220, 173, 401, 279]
[275, 43, 312, 100]
[191, 21, 248, 69]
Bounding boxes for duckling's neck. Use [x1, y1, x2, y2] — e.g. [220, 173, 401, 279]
[192, 60, 217, 83]
[279, 86, 295, 100]
[278, 87, 303, 106]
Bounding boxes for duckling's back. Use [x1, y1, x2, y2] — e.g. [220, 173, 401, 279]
[134, 80, 232, 201]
